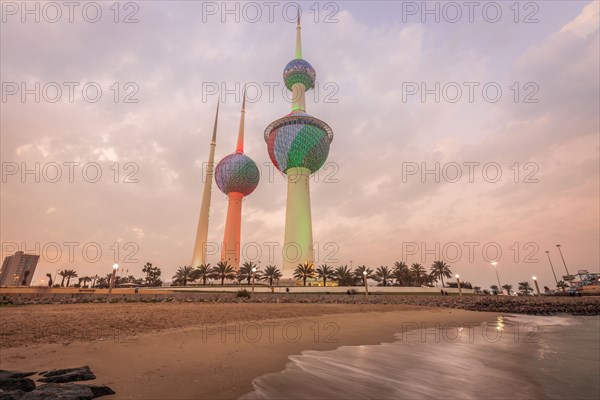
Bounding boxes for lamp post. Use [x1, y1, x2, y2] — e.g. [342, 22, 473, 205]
[455, 274, 462, 296]
[350, 260, 353, 270]
[251, 267, 256, 293]
[53, 269, 60, 286]
[555, 244, 571, 278]
[532, 276, 541, 295]
[545, 251, 558, 285]
[491, 262, 502, 294]
[108, 263, 119, 295]
[363, 270, 368, 296]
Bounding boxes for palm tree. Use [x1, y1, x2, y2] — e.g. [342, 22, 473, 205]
[193, 264, 212, 285]
[237, 262, 259, 285]
[353, 265, 373, 286]
[315, 264, 334, 287]
[95, 276, 109, 288]
[556, 280, 569, 292]
[65, 270, 78, 287]
[172, 266, 194, 286]
[80, 276, 92, 288]
[293, 262, 315, 286]
[46, 273, 53, 287]
[211, 261, 236, 286]
[333, 265, 355, 286]
[392, 262, 410, 286]
[473, 286, 482, 294]
[58, 270, 68, 287]
[490, 284, 499, 294]
[374, 266, 392, 286]
[502, 284, 513, 295]
[91, 274, 99, 288]
[423, 272, 436, 287]
[430, 261, 452, 288]
[410, 263, 427, 286]
[262, 265, 282, 286]
[518, 281, 534, 295]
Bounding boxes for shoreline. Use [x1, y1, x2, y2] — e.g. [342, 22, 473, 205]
[1, 305, 497, 399]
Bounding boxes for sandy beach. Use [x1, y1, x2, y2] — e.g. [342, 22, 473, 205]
[0, 303, 495, 399]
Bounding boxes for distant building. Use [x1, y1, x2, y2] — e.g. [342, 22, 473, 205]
[0, 251, 40, 286]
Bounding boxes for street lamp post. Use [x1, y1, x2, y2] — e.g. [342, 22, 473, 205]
[455, 274, 462, 296]
[545, 251, 558, 284]
[491, 262, 502, 294]
[350, 260, 353, 270]
[251, 267, 256, 293]
[532, 276, 541, 295]
[556, 245, 571, 278]
[363, 270, 368, 296]
[108, 263, 119, 295]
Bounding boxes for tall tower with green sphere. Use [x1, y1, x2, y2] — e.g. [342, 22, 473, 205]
[264, 12, 334, 277]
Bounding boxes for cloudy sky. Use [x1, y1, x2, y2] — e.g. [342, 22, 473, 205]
[1, 1, 598, 289]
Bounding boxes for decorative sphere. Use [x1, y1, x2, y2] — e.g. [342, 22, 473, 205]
[265, 110, 333, 175]
[283, 59, 316, 91]
[214, 153, 260, 196]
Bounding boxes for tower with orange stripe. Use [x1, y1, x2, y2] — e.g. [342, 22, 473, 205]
[215, 91, 260, 270]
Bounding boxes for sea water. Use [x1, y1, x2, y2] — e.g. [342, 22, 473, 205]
[240, 316, 599, 399]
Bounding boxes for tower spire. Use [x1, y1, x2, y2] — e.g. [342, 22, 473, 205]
[191, 98, 220, 267]
[212, 98, 220, 143]
[236, 87, 246, 153]
[295, 8, 302, 59]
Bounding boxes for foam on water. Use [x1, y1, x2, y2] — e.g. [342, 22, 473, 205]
[240, 316, 599, 400]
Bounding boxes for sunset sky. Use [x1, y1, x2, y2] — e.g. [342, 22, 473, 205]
[1, 1, 598, 289]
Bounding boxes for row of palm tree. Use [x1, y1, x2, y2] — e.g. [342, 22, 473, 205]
[169, 260, 458, 287]
[171, 262, 283, 287]
[475, 279, 570, 296]
[54, 269, 78, 287]
[50, 265, 161, 288]
[291, 260, 456, 287]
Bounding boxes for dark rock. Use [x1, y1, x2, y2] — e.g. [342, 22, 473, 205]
[0, 389, 25, 400]
[38, 366, 95, 383]
[0, 372, 36, 380]
[21, 383, 94, 400]
[87, 385, 115, 398]
[39, 367, 90, 378]
[0, 378, 36, 393]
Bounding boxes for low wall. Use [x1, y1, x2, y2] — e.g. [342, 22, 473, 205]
[0, 286, 473, 295]
[169, 286, 473, 294]
[0, 287, 175, 295]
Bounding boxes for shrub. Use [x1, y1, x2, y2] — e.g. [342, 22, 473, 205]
[236, 289, 251, 299]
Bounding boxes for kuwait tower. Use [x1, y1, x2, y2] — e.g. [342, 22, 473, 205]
[191, 101, 219, 268]
[264, 14, 334, 276]
[214, 91, 260, 269]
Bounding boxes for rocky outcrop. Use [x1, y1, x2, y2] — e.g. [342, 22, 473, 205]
[38, 366, 95, 383]
[0, 368, 113, 399]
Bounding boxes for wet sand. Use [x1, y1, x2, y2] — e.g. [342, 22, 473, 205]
[0, 303, 495, 399]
